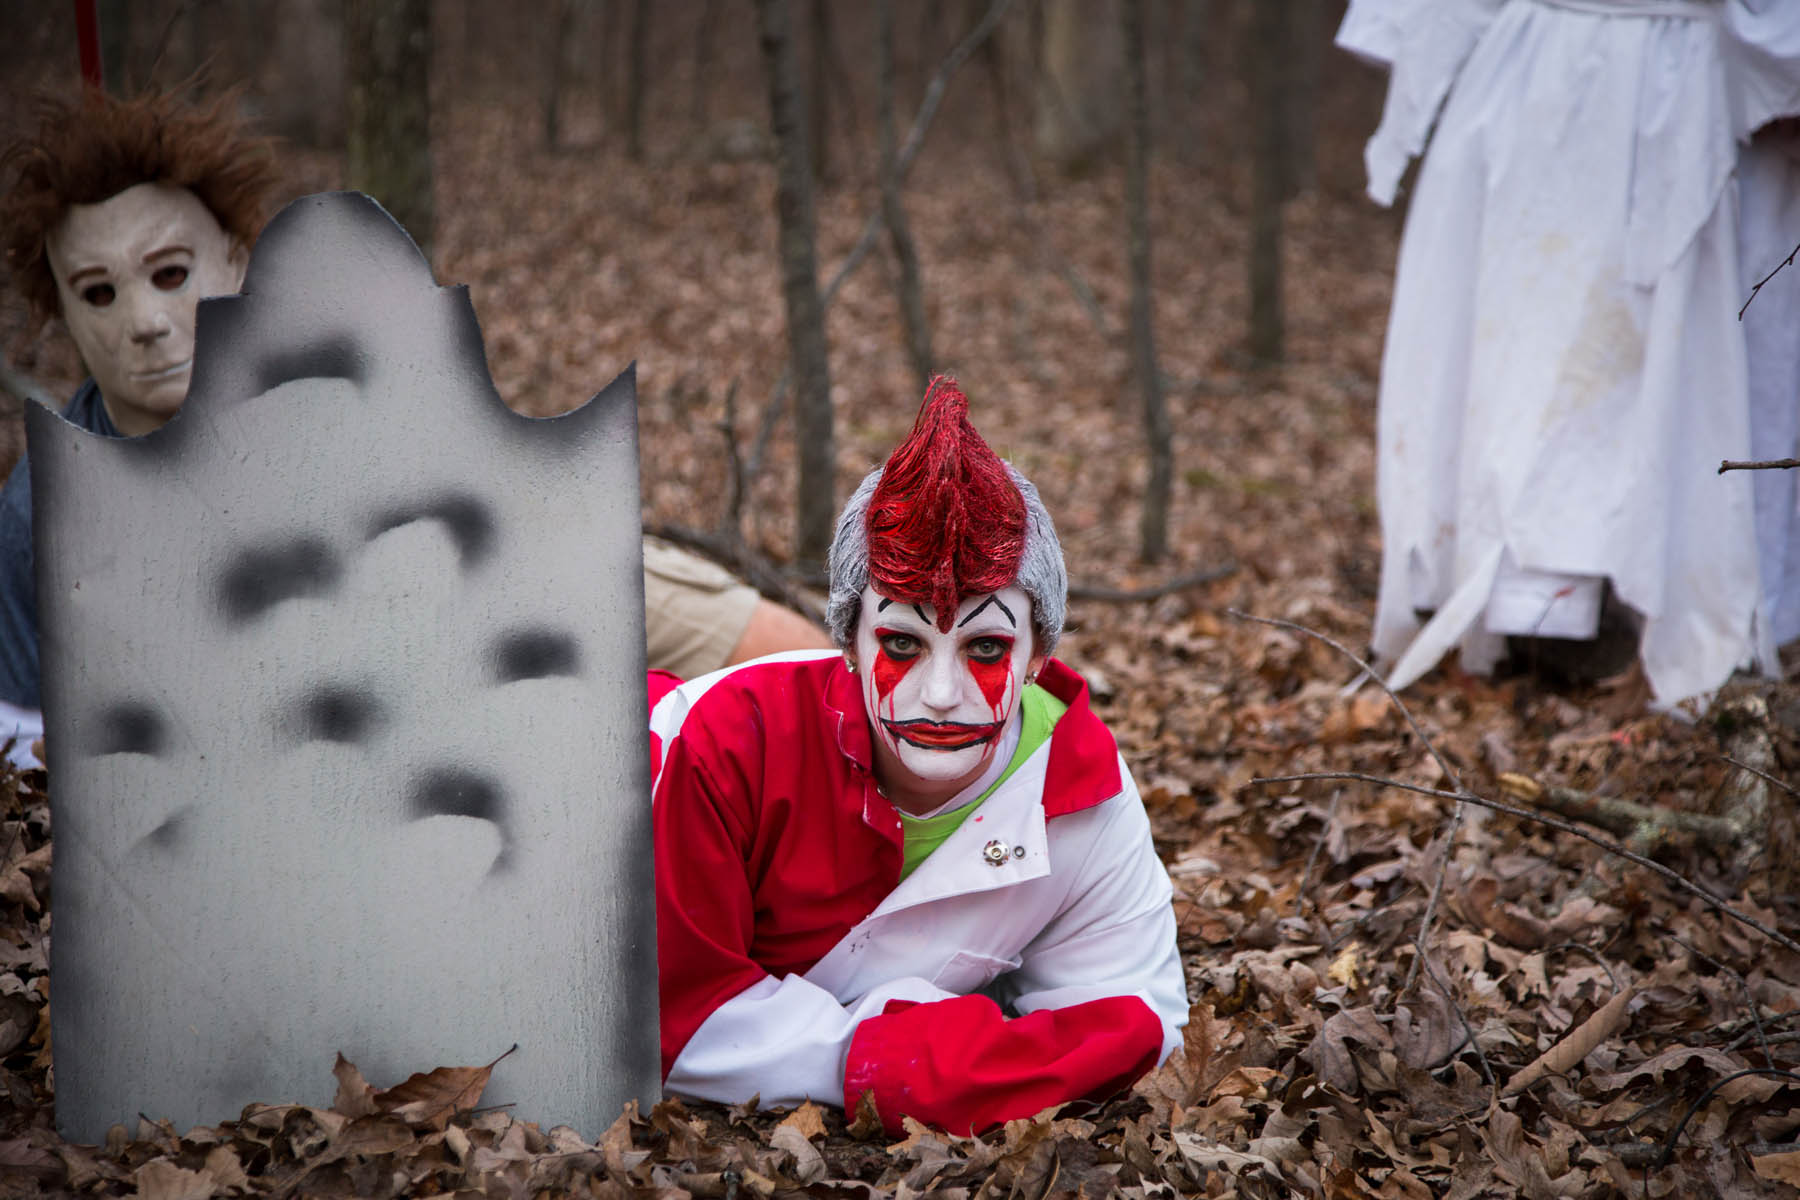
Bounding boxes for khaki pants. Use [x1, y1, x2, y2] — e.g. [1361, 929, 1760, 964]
[642, 537, 760, 679]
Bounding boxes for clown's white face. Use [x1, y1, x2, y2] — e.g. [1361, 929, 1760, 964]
[851, 583, 1045, 815]
[47, 182, 247, 437]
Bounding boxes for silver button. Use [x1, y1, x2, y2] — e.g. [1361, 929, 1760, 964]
[982, 840, 1009, 867]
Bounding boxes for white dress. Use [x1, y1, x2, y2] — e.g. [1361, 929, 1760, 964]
[1340, 0, 1800, 704]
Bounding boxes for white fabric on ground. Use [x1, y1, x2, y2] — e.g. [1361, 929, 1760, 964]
[1341, 0, 1800, 704]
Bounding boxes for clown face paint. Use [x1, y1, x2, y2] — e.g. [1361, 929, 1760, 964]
[47, 182, 247, 436]
[852, 583, 1043, 814]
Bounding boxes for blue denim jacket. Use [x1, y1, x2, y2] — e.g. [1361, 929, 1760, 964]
[0, 380, 117, 708]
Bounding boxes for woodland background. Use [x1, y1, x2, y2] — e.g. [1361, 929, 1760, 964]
[0, 2, 1798, 1197]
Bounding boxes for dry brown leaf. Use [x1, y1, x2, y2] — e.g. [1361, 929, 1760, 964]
[331, 1052, 378, 1118]
[1502, 986, 1634, 1097]
[131, 1157, 217, 1200]
[775, 1099, 827, 1142]
[1752, 1150, 1800, 1186]
[374, 1062, 497, 1132]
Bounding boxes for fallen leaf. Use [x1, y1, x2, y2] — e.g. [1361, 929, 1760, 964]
[131, 1158, 216, 1200]
[776, 1098, 828, 1141]
[375, 1061, 497, 1132]
[331, 1052, 378, 1118]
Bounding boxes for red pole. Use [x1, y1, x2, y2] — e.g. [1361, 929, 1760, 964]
[73, 0, 104, 89]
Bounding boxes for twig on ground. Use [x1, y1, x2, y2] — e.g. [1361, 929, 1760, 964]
[1718, 754, 1798, 799]
[1420, 954, 1495, 1089]
[1069, 564, 1236, 602]
[1653, 1068, 1800, 1170]
[1228, 609, 1466, 993]
[1719, 458, 1800, 473]
[1738, 240, 1800, 319]
[1668, 932, 1770, 1063]
[1251, 771, 1800, 959]
[1295, 789, 1342, 913]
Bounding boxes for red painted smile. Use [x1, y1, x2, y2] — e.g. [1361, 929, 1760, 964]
[881, 719, 1001, 750]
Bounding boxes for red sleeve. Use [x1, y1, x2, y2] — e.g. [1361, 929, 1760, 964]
[842, 993, 1164, 1136]
[647, 669, 683, 710]
[653, 729, 770, 1080]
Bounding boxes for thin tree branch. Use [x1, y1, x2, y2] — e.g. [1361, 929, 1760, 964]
[1719, 753, 1799, 799]
[1738, 241, 1800, 319]
[1719, 458, 1800, 473]
[819, 0, 1014, 311]
[1251, 771, 1800, 959]
[743, 0, 1013, 498]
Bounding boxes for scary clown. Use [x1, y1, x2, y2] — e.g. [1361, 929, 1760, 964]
[648, 378, 1188, 1136]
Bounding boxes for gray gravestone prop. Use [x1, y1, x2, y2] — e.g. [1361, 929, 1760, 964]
[31, 192, 658, 1141]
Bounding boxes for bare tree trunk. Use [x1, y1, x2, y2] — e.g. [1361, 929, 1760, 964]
[877, 0, 935, 390]
[1122, 0, 1170, 562]
[1247, 0, 1287, 363]
[345, 0, 435, 264]
[1179, 0, 1207, 114]
[692, 0, 719, 130]
[754, 0, 836, 564]
[810, 0, 832, 184]
[544, 0, 578, 151]
[1286, 0, 1327, 198]
[626, 0, 651, 161]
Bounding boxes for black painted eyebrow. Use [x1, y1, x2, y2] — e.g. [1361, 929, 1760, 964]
[368, 493, 494, 569]
[876, 597, 894, 611]
[912, 603, 931, 623]
[255, 335, 363, 393]
[218, 537, 341, 624]
[958, 595, 1017, 628]
[93, 700, 165, 756]
[491, 628, 581, 683]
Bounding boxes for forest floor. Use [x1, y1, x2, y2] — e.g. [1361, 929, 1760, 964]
[2, 67, 1799, 1198]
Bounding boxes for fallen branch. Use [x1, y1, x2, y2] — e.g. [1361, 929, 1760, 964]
[1251, 770, 1800, 960]
[1495, 772, 1747, 853]
[1069, 563, 1236, 602]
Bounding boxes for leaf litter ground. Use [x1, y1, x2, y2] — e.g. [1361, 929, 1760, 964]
[1, 20, 1799, 1196]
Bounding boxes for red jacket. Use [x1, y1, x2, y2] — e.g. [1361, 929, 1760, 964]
[649, 652, 1187, 1135]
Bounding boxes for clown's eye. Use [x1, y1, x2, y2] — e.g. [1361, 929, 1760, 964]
[151, 264, 190, 290]
[80, 282, 116, 308]
[967, 637, 1011, 664]
[878, 632, 921, 660]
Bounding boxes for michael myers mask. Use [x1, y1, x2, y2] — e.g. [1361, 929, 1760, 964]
[45, 181, 247, 436]
[30, 192, 656, 1140]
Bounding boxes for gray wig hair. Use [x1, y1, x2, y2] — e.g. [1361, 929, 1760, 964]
[825, 462, 1068, 657]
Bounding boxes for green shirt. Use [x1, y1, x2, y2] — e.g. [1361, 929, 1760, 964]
[897, 684, 1069, 881]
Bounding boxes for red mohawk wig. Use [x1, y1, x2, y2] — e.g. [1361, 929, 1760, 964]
[864, 377, 1027, 632]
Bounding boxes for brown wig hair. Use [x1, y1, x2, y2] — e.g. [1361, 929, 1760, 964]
[2, 86, 277, 325]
